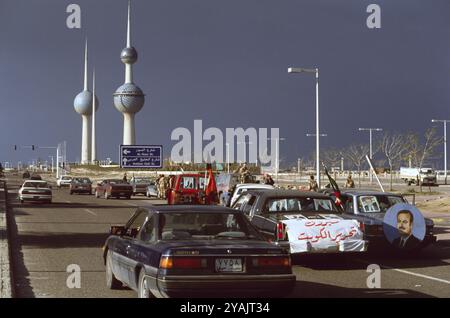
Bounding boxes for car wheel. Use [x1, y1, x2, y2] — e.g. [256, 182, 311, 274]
[126, 196, 131, 200]
[70, 191, 73, 195]
[138, 270, 154, 298]
[106, 251, 121, 289]
[105, 192, 109, 200]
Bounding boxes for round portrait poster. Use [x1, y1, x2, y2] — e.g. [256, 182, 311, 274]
[383, 203, 425, 250]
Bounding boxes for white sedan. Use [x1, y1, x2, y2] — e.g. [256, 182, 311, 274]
[229, 183, 275, 207]
[57, 175, 73, 188]
[19, 180, 52, 204]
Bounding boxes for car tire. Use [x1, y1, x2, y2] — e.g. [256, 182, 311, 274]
[126, 196, 131, 200]
[106, 251, 121, 290]
[138, 270, 154, 298]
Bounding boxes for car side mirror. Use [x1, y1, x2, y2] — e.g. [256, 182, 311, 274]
[110, 225, 125, 236]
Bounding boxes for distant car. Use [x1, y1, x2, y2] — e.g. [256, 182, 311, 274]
[70, 177, 93, 195]
[322, 189, 437, 250]
[145, 183, 158, 198]
[18, 180, 52, 204]
[57, 175, 73, 188]
[216, 173, 241, 206]
[166, 174, 207, 205]
[95, 179, 133, 199]
[228, 183, 275, 207]
[129, 177, 155, 196]
[231, 190, 368, 254]
[30, 174, 42, 180]
[103, 205, 296, 298]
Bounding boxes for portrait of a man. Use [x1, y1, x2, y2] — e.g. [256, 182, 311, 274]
[392, 210, 421, 249]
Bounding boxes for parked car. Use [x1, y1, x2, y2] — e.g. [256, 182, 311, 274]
[95, 179, 133, 199]
[322, 189, 437, 251]
[18, 180, 52, 204]
[146, 183, 158, 198]
[70, 177, 93, 195]
[166, 174, 207, 205]
[57, 175, 73, 188]
[103, 205, 296, 298]
[231, 190, 368, 254]
[129, 177, 155, 196]
[228, 183, 275, 207]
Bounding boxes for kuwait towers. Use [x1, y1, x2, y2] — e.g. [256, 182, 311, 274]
[113, 0, 145, 145]
[74, 40, 99, 164]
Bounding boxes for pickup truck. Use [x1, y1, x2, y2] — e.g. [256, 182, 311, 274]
[399, 167, 437, 186]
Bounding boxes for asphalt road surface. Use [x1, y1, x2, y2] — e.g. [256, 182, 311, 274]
[5, 176, 450, 298]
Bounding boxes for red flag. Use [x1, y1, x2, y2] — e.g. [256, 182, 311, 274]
[205, 164, 219, 205]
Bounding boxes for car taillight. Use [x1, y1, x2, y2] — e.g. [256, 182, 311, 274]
[252, 256, 291, 267]
[160, 256, 207, 269]
[276, 222, 286, 240]
[359, 222, 365, 232]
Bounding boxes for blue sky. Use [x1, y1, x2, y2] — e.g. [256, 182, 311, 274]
[1, 0, 449, 168]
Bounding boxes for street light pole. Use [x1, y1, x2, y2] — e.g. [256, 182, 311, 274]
[431, 119, 450, 185]
[288, 67, 320, 188]
[225, 142, 230, 174]
[358, 128, 383, 183]
[306, 133, 327, 185]
[267, 137, 286, 184]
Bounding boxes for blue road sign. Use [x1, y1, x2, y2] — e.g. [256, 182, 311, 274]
[120, 145, 163, 168]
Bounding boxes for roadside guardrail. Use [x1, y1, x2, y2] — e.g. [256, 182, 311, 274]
[0, 180, 13, 298]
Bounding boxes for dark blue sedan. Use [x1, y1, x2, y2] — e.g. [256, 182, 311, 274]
[103, 205, 296, 298]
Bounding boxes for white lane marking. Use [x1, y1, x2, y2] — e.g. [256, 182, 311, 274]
[356, 259, 450, 285]
[122, 202, 137, 207]
[84, 209, 97, 216]
[65, 201, 71, 204]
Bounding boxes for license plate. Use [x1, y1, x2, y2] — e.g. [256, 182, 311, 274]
[215, 258, 243, 272]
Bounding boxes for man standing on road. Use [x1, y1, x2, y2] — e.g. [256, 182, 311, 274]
[308, 175, 318, 192]
[345, 174, 355, 188]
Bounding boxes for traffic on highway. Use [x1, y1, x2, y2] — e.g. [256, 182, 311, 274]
[1, 167, 449, 299]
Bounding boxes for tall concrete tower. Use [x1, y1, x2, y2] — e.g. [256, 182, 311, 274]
[74, 39, 99, 164]
[113, 0, 145, 145]
[91, 69, 97, 163]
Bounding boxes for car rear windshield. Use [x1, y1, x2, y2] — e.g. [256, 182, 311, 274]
[358, 195, 405, 213]
[73, 178, 91, 183]
[159, 212, 262, 241]
[134, 178, 152, 184]
[180, 176, 207, 190]
[265, 197, 338, 213]
[62, 176, 72, 180]
[24, 182, 49, 188]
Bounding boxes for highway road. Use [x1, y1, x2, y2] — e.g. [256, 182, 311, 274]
[4, 176, 450, 298]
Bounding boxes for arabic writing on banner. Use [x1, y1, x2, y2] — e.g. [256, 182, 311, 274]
[283, 217, 366, 253]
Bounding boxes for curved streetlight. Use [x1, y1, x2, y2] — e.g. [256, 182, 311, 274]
[288, 67, 320, 187]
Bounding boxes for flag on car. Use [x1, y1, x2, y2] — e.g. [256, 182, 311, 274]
[205, 163, 219, 205]
[322, 163, 344, 211]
